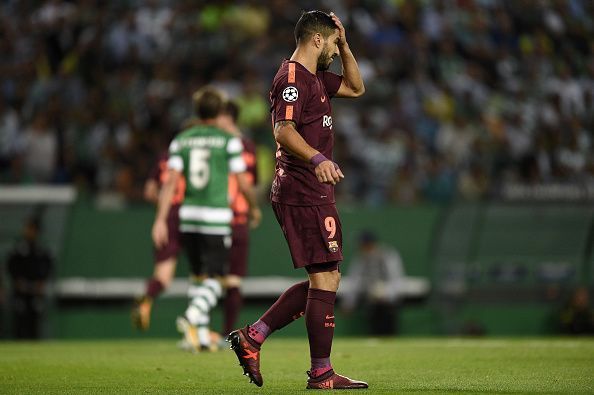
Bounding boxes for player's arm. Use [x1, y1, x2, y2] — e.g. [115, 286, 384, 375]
[228, 137, 262, 227]
[144, 179, 159, 204]
[236, 172, 262, 228]
[331, 12, 365, 99]
[274, 120, 344, 185]
[151, 169, 180, 248]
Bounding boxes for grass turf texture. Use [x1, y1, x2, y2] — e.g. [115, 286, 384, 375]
[1, 338, 593, 394]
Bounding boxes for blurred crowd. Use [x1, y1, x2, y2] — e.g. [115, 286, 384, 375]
[1, 0, 594, 205]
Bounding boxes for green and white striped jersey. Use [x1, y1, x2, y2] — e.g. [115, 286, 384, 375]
[168, 124, 246, 235]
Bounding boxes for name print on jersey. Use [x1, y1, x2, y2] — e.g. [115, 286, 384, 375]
[173, 136, 226, 149]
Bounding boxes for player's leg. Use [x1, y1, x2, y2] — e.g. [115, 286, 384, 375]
[228, 204, 316, 387]
[246, 203, 330, 343]
[223, 274, 242, 335]
[182, 234, 228, 351]
[223, 224, 249, 335]
[176, 232, 208, 351]
[304, 263, 339, 379]
[304, 265, 367, 389]
[227, 277, 309, 387]
[133, 210, 181, 331]
[132, 257, 177, 331]
[303, 205, 368, 390]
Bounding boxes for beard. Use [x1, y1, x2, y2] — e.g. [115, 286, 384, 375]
[316, 46, 334, 71]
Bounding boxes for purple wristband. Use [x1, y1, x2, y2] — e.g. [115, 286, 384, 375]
[310, 153, 328, 167]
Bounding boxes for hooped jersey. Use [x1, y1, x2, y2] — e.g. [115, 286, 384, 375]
[168, 124, 246, 235]
[269, 59, 342, 206]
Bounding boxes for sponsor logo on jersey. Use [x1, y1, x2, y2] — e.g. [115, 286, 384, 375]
[328, 240, 339, 253]
[321, 95, 326, 102]
[282, 86, 299, 102]
[322, 115, 333, 129]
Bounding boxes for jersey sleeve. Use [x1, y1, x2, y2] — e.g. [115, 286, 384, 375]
[227, 136, 247, 174]
[318, 71, 343, 98]
[271, 67, 310, 125]
[167, 139, 183, 171]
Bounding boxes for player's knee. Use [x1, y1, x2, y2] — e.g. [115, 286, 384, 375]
[330, 270, 341, 288]
[159, 276, 172, 288]
[308, 268, 340, 291]
[225, 275, 242, 288]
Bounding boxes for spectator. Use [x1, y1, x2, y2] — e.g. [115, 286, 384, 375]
[342, 231, 405, 335]
[558, 286, 594, 335]
[21, 110, 57, 183]
[0, 1, 593, 205]
[6, 213, 53, 339]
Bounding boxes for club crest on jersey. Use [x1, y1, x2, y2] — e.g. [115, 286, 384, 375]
[328, 240, 339, 253]
[282, 86, 299, 102]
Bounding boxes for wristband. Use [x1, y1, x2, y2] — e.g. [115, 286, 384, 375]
[310, 153, 328, 167]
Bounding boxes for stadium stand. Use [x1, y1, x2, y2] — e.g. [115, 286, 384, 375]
[1, 1, 594, 205]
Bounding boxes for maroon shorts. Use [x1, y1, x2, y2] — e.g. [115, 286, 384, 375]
[228, 223, 249, 277]
[154, 206, 182, 263]
[271, 202, 343, 269]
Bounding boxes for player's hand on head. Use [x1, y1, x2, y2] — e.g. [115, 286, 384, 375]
[152, 220, 169, 249]
[330, 12, 346, 46]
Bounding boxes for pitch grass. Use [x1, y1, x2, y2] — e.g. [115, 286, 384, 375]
[1, 338, 593, 394]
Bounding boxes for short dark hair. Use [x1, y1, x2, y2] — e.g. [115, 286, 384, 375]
[358, 230, 377, 245]
[192, 86, 227, 120]
[294, 10, 337, 44]
[223, 100, 240, 123]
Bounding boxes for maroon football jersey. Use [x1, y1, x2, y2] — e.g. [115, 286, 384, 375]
[229, 136, 258, 225]
[269, 59, 343, 206]
[149, 151, 185, 205]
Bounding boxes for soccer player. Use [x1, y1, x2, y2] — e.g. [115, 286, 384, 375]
[132, 152, 185, 331]
[217, 100, 259, 336]
[228, 11, 367, 389]
[152, 87, 261, 351]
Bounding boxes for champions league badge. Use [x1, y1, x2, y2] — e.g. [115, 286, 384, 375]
[282, 86, 299, 102]
[328, 241, 339, 253]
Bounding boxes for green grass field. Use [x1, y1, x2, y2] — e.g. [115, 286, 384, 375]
[1, 337, 593, 394]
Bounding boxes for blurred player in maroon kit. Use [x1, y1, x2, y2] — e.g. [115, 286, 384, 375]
[132, 152, 186, 331]
[218, 100, 259, 336]
[228, 11, 367, 389]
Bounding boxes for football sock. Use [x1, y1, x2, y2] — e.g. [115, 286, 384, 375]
[146, 278, 164, 299]
[224, 286, 242, 335]
[306, 288, 336, 369]
[258, 280, 309, 335]
[185, 278, 222, 344]
[197, 326, 211, 346]
[310, 357, 333, 378]
[247, 320, 270, 345]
